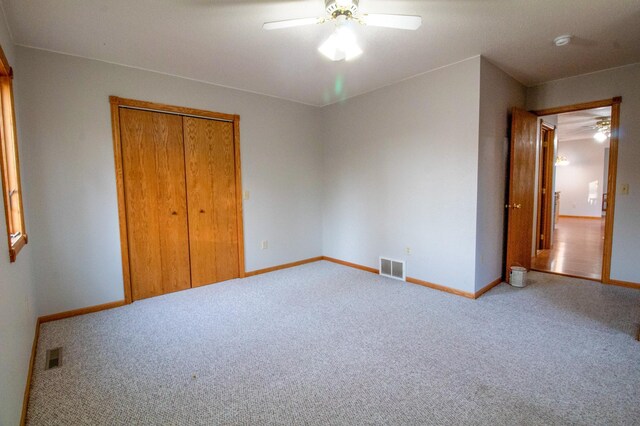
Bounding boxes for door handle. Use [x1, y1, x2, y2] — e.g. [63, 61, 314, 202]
[513, 204, 522, 209]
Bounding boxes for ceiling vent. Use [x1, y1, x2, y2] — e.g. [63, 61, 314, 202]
[379, 257, 406, 281]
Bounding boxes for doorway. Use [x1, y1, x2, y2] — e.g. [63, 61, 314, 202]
[504, 98, 621, 284]
[531, 106, 611, 281]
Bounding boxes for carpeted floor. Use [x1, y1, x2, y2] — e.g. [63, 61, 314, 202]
[27, 261, 640, 425]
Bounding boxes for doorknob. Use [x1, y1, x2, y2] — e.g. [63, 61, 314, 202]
[513, 204, 522, 209]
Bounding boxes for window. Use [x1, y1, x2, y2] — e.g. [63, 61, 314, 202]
[0, 44, 27, 262]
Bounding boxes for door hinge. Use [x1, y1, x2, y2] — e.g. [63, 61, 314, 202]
[540, 234, 544, 241]
[542, 141, 548, 148]
[542, 188, 546, 195]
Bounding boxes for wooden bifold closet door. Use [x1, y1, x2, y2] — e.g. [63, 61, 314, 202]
[118, 106, 241, 301]
[120, 108, 191, 300]
[183, 117, 239, 287]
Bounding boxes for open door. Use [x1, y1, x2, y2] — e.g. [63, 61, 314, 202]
[536, 123, 555, 251]
[505, 108, 538, 281]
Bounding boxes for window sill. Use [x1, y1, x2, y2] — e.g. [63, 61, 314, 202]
[9, 232, 27, 262]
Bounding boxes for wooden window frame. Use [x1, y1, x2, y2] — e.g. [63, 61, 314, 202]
[0, 44, 27, 262]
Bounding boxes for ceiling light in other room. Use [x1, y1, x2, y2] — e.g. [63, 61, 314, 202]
[592, 117, 611, 142]
[594, 131, 608, 143]
[555, 156, 570, 166]
[319, 19, 362, 61]
[554, 35, 573, 47]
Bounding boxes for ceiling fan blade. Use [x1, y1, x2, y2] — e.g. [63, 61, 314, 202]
[263, 17, 324, 30]
[361, 14, 422, 30]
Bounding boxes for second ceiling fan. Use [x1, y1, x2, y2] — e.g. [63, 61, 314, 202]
[263, 0, 422, 61]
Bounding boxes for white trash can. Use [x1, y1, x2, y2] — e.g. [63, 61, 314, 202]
[510, 266, 528, 288]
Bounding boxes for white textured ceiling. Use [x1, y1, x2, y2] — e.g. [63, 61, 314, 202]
[3, 0, 640, 106]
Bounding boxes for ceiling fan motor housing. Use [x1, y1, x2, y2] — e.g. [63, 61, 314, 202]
[326, 0, 359, 18]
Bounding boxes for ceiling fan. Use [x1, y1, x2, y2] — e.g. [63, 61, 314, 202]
[583, 116, 611, 143]
[263, 0, 422, 61]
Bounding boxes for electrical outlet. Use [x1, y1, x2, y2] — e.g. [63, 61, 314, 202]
[243, 190, 250, 200]
[405, 247, 411, 255]
[261, 240, 268, 250]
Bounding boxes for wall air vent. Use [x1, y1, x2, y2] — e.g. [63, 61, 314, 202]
[379, 257, 406, 281]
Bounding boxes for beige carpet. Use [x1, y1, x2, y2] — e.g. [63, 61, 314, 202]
[27, 261, 640, 425]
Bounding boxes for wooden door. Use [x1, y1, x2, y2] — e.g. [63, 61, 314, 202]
[536, 124, 555, 250]
[505, 108, 538, 281]
[183, 117, 239, 287]
[120, 109, 191, 300]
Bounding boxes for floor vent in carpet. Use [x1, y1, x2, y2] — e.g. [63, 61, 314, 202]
[45, 347, 62, 370]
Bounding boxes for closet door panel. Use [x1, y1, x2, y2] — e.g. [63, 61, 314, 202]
[184, 117, 239, 287]
[120, 109, 191, 300]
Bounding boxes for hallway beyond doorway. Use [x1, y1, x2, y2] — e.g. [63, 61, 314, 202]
[531, 217, 605, 280]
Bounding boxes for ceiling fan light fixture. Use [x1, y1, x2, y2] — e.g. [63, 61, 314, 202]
[318, 25, 362, 61]
[592, 117, 611, 142]
[594, 131, 608, 143]
[264, 0, 422, 60]
[326, 0, 359, 17]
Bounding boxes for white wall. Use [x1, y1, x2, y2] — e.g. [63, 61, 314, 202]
[556, 138, 606, 217]
[0, 24, 38, 426]
[527, 63, 640, 283]
[322, 57, 482, 294]
[475, 58, 526, 291]
[16, 47, 324, 317]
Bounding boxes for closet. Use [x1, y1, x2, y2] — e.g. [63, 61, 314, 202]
[111, 97, 244, 302]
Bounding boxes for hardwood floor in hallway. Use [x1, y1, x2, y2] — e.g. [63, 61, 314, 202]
[531, 217, 605, 280]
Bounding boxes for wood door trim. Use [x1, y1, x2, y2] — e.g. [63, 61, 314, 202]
[532, 97, 621, 284]
[602, 101, 620, 284]
[234, 117, 246, 278]
[110, 96, 236, 122]
[533, 97, 621, 116]
[110, 97, 244, 303]
[110, 101, 132, 303]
